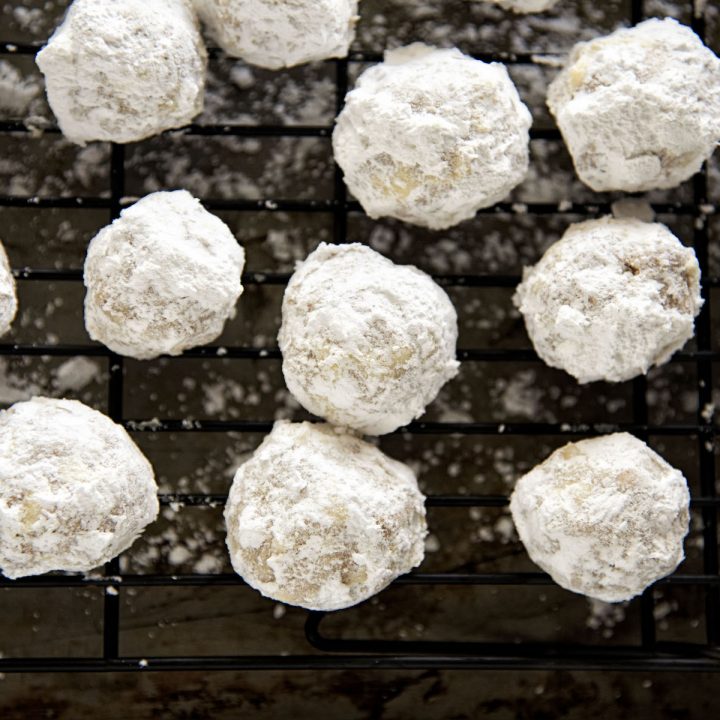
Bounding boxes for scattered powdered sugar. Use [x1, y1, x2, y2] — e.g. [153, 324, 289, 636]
[84, 190, 245, 360]
[0, 397, 159, 579]
[484, 0, 561, 13]
[333, 43, 531, 229]
[510, 433, 690, 602]
[194, 0, 358, 69]
[653, 594, 680, 630]
[36, 0, 207, 145]
[0, 59, 41, 117]
[424, 533, 441, 553]
[229, 65, 254, 90]
[586, 598, 627, 638]
[279, 243, 459, 435]
[0, 359, 41, 405]
[201, 379, 246, 416]
[192, 551, 223, 574]
[121, 504, 226, 575]
[0, 138, 111, 197]
[701, 402, 715, 423]
[52, 356, 100, 393]
[492, 515, 516, 543]
[515, 217, 703, 384]
[354, 0, 600, 56]
[272, 603, 286, 620]
[167, 545, 192, 566]
[494, 368, 546, 422]
[224, 421, 427, 611]
[0, 355, 104, 406]
[11, 5, 44, 32]
[548, 18, 720, 192]
[264, 229, 308, 265]
[694, 0, 708, 18]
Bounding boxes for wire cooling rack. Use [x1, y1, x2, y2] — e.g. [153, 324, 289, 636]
[0, 0, 718, 673]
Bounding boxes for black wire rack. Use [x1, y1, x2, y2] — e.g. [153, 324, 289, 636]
[0, 0, 719, 674]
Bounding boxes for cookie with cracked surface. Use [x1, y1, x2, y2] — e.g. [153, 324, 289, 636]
[224, 421, 427, 611]
[547, 18, 720, 192]
[333, 43, 532, 229]
[0, 397, 158, 579]
[84, 190, 245, 360]
[36, 0, 206, 144]
[514, 217, 702, 384]
[510, 433, 690, 602]
[279, 242, 459, 435]
[194, 0, 358, 69]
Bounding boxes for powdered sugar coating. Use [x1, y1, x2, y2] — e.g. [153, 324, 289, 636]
[484, 0, 560, 12]
[0, 239, 17, 338]
[0, 397, 158, 579]
[547, 18, 720, 192]
[194, 0, 358, 70]
[224, 421, 427, 610]
[279, 243, 459, 435]
[514, 217, 702, 384]
[510, 433, 690, 602]
[36, 0, 206, 145]
[333, 44, 532, 230]
[84, 190, 245, 360]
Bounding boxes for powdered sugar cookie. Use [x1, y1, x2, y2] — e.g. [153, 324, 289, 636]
[333, 44, 532, 229]
[0, 397, 158, 579]
[194, 0, 358, 69]
[510, 433, 690, 602]
[514, 217, 702, 384]
[224, 421, 427, 610]
[279, 243, 459, 435]
[548, 18, 720, 192]
[36, 0, 206, 144]
[84, 190, 245, 360]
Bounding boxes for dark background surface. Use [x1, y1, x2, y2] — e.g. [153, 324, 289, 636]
[1, 0, 720, 717]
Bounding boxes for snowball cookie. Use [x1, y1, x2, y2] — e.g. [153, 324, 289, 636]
[484, 0, 560, 12]
[84, 190, 245, 360]
[36, 0, 207, 145]
[333, 44, 532, 230]
[547, 18, 720, 192]
[514, 217, 702, 384]
[510, 433, 690, 602]
[224, 421, 427, 610]
[0, 397, 158, 579]
[0, 239, 17, 338]
[279, 243, 460, 435]
[193, 0, 358, 70]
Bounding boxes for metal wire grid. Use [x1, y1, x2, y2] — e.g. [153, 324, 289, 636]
[0, 0, 718, 673]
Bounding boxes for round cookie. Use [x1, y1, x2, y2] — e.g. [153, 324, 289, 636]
[279, 243, 459, 435]
[36, 0, 206, 144]
[514, 217, 702, 384]
[224, 421, 427, 611]
[333, 43, 532, 230]
[194, 0, 358, 69]
[485, 0, 560, 12]
[547, 18, 720, 192]
[0, 239, 17, 338]
[84, 190, 245, 360]
[510, 433, 690, 602]
[0, 397, 158, 579]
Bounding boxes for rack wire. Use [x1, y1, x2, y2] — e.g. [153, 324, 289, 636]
[0, 0, 718, 673]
